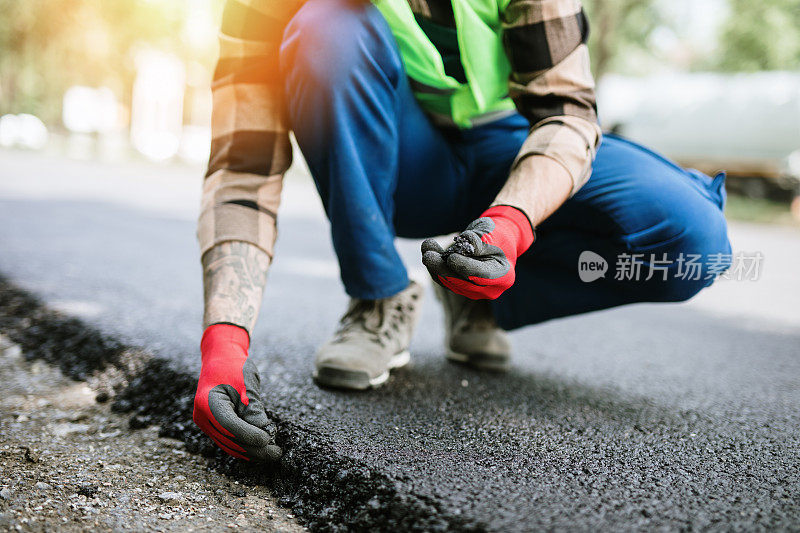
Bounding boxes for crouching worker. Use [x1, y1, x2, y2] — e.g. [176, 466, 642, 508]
[193, 0, 731, 460]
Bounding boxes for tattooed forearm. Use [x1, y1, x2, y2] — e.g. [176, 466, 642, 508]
[202, 241, 271, 332]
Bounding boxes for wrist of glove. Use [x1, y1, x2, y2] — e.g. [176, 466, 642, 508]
[421, 205, 535, 300]
[193, 324, 281, 462]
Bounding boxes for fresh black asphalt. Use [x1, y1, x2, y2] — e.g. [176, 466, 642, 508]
[0, 196, 798, 531]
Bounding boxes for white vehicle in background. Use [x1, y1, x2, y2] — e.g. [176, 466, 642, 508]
[597, 72, 800, 204]
[0, 113, 48, 150]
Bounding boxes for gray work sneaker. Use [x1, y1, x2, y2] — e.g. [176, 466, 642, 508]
[434, 284, 511, 372]
[313, 281, 424, 390]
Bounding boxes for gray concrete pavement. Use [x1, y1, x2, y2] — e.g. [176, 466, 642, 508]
[1, 150, 799, 530]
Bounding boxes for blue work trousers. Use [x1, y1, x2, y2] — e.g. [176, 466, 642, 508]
[279, 0, 731, 329]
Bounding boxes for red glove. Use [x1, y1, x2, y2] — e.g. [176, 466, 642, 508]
[193, 324, 281, 462]
[421, 205, 535, 300]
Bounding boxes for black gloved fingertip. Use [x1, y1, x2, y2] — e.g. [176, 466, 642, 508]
[421, 238, 445, 254]
[422, 250, 442, 267]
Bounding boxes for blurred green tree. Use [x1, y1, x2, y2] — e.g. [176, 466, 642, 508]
[0, 0, 191, 124]
[583, 0, 665, 78]
[715, 0, 800, 71]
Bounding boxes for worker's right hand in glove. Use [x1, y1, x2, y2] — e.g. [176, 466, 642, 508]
[193, 323, 282, 462]
[421, 205, 535, 300]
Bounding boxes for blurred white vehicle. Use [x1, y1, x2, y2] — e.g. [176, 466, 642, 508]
[598, 72, 800, 199]
[130, 50, 186, 162]
[0, 113, 49, 150]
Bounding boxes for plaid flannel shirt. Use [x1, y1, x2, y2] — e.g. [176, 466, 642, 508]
[199, 0, 602, 258]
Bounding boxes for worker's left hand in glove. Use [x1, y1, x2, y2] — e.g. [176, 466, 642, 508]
[193, 323, 282, 462]
[421, 205, 535, 300]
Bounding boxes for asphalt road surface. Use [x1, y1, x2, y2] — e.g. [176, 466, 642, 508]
[1, 150, 799, 530]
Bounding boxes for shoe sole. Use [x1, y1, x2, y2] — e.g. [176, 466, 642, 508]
[446, 350, 510, 372]
[313, 350, 410, 391]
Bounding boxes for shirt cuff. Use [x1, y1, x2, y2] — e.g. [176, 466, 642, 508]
[513, 116, 602, 197]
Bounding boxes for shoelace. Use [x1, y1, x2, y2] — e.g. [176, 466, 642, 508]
[334, 296, 415, 348]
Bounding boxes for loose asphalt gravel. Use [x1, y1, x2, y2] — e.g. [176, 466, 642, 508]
[0, 152, 799, 531]
[0, 334, 305, 532]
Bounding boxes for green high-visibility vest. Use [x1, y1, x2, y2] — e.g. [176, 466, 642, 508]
[373, 0, 516, 128]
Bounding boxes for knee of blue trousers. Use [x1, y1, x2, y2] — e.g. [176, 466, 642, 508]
[280, 0, 398, 90]
[640, 206, 732, 303]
